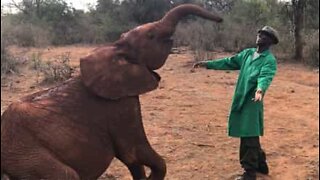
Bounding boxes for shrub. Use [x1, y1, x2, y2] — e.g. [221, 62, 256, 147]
[40, 53, 74, 84]
[11, 23, 51, 47]
[174, 20, 220, 51]
[303, 30, 319, 67]
[174, 17, 257, 54]
[193, 49, 216, 62]
[1, 45, 19, 77]
[12, 23, 36, 47]
[29, 52, 74, 84]
[30, 52, 44, 70]
[1, 28, 19, 77]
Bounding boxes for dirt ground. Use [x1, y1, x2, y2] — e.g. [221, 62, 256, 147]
[1, 45, 319, 180]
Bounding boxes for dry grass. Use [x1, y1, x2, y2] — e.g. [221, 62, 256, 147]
[29, 52, 74, 84]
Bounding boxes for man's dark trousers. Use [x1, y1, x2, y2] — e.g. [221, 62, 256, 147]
[240, 136, 268, 174]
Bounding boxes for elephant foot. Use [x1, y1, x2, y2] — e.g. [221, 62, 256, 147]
[140, 149, 166, 180]
[127, 164, 147, 180]
[117, 146, 166, 180]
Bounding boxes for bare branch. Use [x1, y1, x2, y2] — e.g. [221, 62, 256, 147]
[10, 0, 29, 14]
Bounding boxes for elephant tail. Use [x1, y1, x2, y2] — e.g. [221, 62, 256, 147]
[1, 173, 11, 180]
[1, 168, 11, 180]
[1, 170, 4, 180]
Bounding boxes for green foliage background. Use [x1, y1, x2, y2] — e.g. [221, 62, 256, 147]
[1, 0, 319, 67]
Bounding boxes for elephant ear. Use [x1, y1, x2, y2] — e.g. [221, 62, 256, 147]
[80, 47, 160, 99]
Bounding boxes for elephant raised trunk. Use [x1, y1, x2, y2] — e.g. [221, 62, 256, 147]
[81, 4, 223, 99]
[159, 4, 223, 36]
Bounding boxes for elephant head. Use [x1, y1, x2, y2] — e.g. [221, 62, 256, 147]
[80, 4, 223, 99]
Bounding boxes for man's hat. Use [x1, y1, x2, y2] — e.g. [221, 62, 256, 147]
[258, 26, 279, 44]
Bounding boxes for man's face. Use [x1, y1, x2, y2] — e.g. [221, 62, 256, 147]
[256, 32, 274, 46]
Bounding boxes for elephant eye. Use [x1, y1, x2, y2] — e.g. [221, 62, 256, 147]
[147, 32, 155, 40]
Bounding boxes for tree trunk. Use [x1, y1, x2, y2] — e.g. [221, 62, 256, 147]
[35, 0, 41, 18]
[292, 0, 306, 60]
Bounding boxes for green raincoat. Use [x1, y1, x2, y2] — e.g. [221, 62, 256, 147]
[206, 48, 277, 137]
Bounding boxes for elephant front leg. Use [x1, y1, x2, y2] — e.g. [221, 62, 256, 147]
[116, 144, 166, 180]
[116, 154, 146, 180]
[127, 164, 146, 180]
[137, 147, 166, 180]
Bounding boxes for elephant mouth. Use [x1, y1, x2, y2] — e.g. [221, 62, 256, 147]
[163, 37, 174, 44]
[149, 69, 161, 82]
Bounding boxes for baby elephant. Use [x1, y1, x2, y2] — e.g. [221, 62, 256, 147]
[1, 4, 222, 180]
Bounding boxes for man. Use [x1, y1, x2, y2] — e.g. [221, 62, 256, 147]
[193, 26, 279, 180]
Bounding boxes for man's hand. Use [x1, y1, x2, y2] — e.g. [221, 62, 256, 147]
[254, 89, 263, 101]
[193, 61, 207, 68]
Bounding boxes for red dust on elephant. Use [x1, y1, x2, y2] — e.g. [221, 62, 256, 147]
[1, 4, 222, 180]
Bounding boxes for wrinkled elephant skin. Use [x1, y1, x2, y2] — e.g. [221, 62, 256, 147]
[1, 4, 222, 180]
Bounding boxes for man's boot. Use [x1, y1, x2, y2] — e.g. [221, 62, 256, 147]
[257, 150, 269, 174]
[235, 170, 257, 180]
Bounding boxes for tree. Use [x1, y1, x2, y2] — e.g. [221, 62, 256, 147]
[304, 0, 319, 30]
[203, 0, 235, 12]
[5, 0, 88, 45]
[292, 0, 306, 60]
[120, 0, 171, 24]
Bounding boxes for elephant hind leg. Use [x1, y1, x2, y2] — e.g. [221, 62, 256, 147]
[32, 156, 80, 180]
[4, 148, 80, 180]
